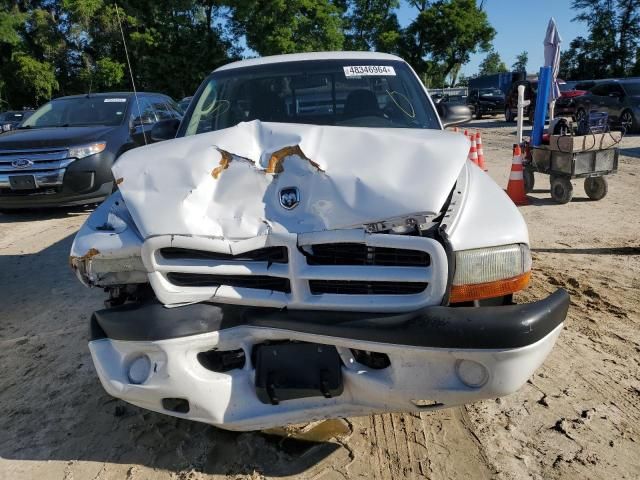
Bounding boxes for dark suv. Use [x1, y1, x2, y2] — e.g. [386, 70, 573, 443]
[573, 80, 640, 132]
[505, 80, 537, 122]
[466, 88, 505, 119]
[0, 92, 181, 209]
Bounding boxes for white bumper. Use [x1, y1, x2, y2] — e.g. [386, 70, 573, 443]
[89, 318, 564, 431]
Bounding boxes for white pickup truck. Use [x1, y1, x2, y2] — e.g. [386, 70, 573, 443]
[70, 52, 568, 431]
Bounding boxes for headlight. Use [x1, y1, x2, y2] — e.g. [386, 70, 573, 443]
[68, 142, 107, 159]
[450, 244, 531, 303]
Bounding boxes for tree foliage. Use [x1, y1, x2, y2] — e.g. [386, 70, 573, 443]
[10, 0, 636, 109]
[400, 0, 495, 87]
[511, 51, 528, 73]
[559, 0, 640, 79]
[343, 0, 401, 52]
[478, 49, 507, 75]
[227, 0, 344, 56]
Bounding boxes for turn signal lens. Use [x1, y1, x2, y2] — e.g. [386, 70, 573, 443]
[450, 244, 531, 302]
[450, 271, 531, 303]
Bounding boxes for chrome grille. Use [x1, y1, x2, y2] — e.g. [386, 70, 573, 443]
[142, 233, 448, 313]
[0, 148, 72, 172]
[0, 147, 73, 190]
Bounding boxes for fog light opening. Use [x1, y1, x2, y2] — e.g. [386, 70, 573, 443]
[127, 355, 151, 385]
[456, 359, 489, 388]
[162, 398, 190, 414]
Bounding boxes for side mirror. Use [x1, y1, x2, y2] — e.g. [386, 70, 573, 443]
[437, 103, 472, 128]
[150, 118, 180, 142]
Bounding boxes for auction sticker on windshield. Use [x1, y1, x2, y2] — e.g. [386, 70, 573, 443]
[343, 66, 396, 77]
[104, 98, 127, 103]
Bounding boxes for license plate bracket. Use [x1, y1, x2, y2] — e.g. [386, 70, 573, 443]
[9, 175, 37, 190]
[255, 342, 343, 405]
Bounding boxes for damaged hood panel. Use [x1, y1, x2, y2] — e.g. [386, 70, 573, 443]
[113, 121, 470, 239]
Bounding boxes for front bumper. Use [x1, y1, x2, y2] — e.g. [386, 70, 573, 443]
[477, 104, 504, 115]
[0, 151, 115, 209]
[88, 289, 569, 431]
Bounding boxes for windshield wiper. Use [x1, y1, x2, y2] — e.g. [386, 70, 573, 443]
[17, 125, 32, 129]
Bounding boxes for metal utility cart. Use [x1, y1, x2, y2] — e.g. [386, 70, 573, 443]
[524, 132, 620, 204]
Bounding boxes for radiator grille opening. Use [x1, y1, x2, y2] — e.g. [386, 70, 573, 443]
[304, 243, 430, 267]
[309, 280, 427, 295]
[166, 272, 291, 293]
[160, 246, 288, 264]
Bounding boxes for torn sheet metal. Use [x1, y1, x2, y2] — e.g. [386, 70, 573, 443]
[113, 120, 471, 240]
[70, 192, 148, 286]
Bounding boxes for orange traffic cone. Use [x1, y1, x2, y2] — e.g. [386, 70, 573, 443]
[453, 126, 459, 133]
[506, 144, 529, 206]
[475, 132, 487, 171]
[463, 129, 469, 137]
[468, 136, 479, 165]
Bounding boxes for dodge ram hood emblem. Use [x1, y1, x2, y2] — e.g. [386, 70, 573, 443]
[12, 158, 33, 169]
[279, 186, 300, 210]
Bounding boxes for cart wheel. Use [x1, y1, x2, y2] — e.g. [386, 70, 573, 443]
[584, 176, 608, 200]
[550, 176, 573, 204]
[523, 169, 535, 193]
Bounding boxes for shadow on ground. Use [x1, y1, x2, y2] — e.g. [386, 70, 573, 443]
[0, 232, 338, 477]
[0, 206, 94, 224]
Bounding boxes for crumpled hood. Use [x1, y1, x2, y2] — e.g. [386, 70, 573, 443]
[113, 120, 470, 239]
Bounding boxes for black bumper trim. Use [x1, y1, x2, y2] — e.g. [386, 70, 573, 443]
[90, 289, 569, 350]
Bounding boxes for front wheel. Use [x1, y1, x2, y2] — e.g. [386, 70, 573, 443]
[550, 176, 573, 204]
[575, 108, 587, 126]
[584, 176, 608, 200]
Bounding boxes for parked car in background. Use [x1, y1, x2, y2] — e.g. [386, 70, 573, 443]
[0, 92, 181, 209]
[555, 80, 602, 118]
[0, 110, 34, 132]
[467, 87, 505, 119]
[70, 51, 567, 432]
[505, 79, 537, 122]
[440, 93, 468, 105]
[177, 96, 193, 113]
[573, 79, 640, 132]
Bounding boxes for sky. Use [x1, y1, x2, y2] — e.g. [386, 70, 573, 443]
[396, 0, 589, 76]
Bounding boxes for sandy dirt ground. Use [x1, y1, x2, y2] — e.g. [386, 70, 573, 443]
[1, 120, 639, 479]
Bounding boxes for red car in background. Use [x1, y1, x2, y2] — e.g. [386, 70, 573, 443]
[504, 79, 600, 122]
[554, 80, 600, 118]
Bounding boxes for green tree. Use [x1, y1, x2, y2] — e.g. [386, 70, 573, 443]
[227, 0, 344, 56]
[456, 73, 469, 87]
[14, 54, 59, 103]
[561, 0, 640, 78]
[478, 49, 508, 75]
[343, 0, 401, 52]
[511, 50, 528, 73]
[401, 0, 495, 87]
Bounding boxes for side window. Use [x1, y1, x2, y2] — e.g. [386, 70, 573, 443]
[609, 84, 624, 96]
[129, 98, 156, 126]
[151, 98, 174, 120]
[590, 84, 608, 96]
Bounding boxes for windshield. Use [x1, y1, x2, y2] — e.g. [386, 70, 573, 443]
[182, 60, 440, 136]
[479, 88, 503, 96]
[21, 96, 129, 128]
[622, 82, 640, 96]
